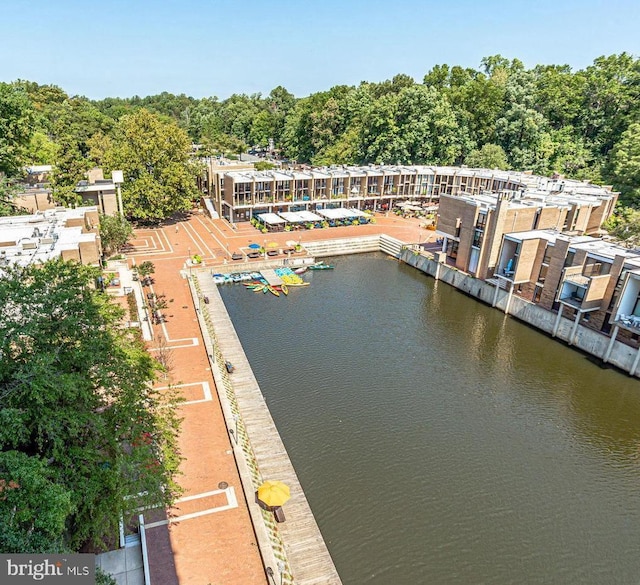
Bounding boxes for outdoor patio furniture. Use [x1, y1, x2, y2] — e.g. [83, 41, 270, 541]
[273, 506, 286, 523]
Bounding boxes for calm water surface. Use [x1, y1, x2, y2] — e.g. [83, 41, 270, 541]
[219, 253, 640, 585]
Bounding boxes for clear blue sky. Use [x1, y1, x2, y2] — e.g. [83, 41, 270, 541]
[2, 0, 639, 100]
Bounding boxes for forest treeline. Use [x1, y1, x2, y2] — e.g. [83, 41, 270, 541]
[1, 53, 640, 211]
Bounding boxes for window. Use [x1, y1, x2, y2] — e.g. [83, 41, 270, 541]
[295, 180, 309, 201]
[315, 179, 326, 198]
[564, 251, 575, 267]
[538, 264, 548, 283]
[472, 229, 484, 248]
[446, 240, 459, 259]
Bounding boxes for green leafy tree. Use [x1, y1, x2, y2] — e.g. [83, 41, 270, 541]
[465, 144, 508, 169]
[603, 206, 640, 247]
[25, 131, 59, 164]
[136, 260, 156, 278]
[0, 178, 25, 217]
[608, 121, 640, 206]
[0, 260, 182, 551]
[47, 98, 114, 207]
[99, 214, 134, 255]
[495, 70, 552, 172]
[102, 109, 200, 222]
[0, 451, 73, 553]
[254, 161, 276, 171]
[0, 83, 36, 176]
[579, 53, 640, 158]
[359, 85, 467, 165]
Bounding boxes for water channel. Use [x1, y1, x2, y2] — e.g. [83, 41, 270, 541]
[219, 252, 640, 585]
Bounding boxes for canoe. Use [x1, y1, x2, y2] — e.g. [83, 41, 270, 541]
[280, 284, 289, 295]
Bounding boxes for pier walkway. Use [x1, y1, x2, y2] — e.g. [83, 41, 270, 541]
[194, 271, 343, 585]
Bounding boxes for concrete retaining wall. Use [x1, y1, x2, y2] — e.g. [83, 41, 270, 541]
[302, 235, 380, 257]
[400, 249, 640, 378]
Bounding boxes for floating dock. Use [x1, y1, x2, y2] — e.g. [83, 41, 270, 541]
[260, 268, 284, 286]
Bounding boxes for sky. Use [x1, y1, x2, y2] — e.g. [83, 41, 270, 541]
[1, 0, 640, 100]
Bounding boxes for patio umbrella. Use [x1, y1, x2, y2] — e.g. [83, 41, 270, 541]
[266, 242, 279, 248]
[285, 240, 297, 247]
[257, 480, 290, 508]
[248, 243, 261, 249]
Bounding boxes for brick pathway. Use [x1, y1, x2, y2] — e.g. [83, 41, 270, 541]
[130, 221, 266, 585]
[126, 211, 436, 585]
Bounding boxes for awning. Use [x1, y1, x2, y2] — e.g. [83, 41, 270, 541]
[296, 210, 323, 222]
[278, 211, 306, 223]
[256, 213, 286, 225]
[316, 208, 351, 220]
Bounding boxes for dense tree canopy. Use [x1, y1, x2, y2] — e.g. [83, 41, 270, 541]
[0, 260, 182, 552]
[2, 52, 639, 214]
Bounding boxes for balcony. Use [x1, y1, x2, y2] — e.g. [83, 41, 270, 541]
[558, 266, 610, 311]
[612, 313, 640, 333]
[610, 270, 640, 333]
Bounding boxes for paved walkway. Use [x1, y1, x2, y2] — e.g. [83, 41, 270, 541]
[128, 219, 266, 585]
[121, 211, 435, 584]
[97, 542, 144, 585]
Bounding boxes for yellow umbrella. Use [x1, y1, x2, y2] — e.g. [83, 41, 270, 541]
[266, 241, 279, 248]
[257, 480, 291, 508]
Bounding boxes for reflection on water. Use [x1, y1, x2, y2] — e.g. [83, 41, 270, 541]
[220, 253, 640, 585]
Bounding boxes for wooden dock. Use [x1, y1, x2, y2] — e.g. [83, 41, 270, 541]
[195, 273, 343, 585]
[260, 268, 284, 286]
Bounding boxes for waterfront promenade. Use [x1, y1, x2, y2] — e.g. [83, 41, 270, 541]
[124, 211, 430, 584]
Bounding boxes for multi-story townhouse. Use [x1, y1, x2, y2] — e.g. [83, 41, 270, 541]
[609, 268, 640, 368]
[435, 183, 618, 280]
[203, 162, 617, 234]
[491, 230, 640, 341]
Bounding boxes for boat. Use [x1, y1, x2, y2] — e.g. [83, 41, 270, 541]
[280, 284, 289, 295]
[308, 262, 335, 270]
[212, 274, 226, 284]
[268, 286, 280, 297]
[294, 266, 308, 274]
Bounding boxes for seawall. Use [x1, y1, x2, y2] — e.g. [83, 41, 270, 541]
[400, 248, 640, 378]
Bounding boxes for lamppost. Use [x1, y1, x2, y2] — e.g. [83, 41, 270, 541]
[277, 561, 285, 585]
